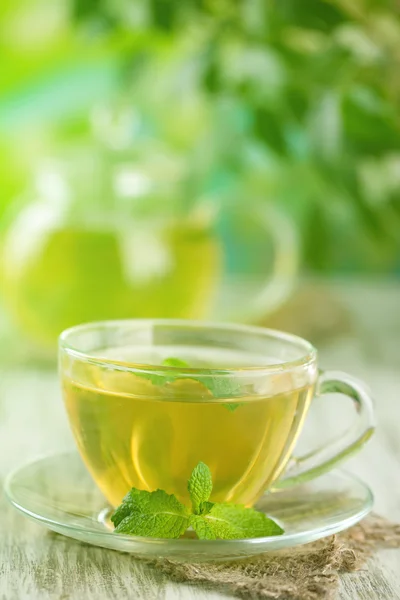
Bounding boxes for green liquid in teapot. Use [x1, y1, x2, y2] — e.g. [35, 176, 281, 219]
[2, 218, 220, 348]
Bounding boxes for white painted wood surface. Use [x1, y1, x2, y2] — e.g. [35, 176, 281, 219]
[1, 281, 400, 599]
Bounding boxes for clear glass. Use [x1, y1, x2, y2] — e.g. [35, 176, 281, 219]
[59, 320, 375, 509]
[4, 452, 373, 562]
[1, 151, 298, 353]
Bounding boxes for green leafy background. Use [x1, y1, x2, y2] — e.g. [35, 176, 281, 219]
[2, 0, 400, 274]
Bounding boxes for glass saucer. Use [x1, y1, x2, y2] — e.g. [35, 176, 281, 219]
[5, 452, 373, 563]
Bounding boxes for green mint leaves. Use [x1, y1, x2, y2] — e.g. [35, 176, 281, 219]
[161, 357, 190, 368]
[186, 464, 284, 539]
[187, 461, 213, 514]
[137, 357, 243, 410]
[135, 358, 185, 387]
[111, 489, 190, 538]
[111, 462, 284, 540]
[190, 503, 283, 540]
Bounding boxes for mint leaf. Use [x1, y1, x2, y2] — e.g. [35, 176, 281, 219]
[135, 357, 189, 386]
[110, 488, 142, 528]
[191, 503, 284, 540]
[200, 374, 242, 399]
[136, 357, 243, 408]
[135, 371, 175, 386]
[113, 489, 190, 538]
[112, 462, 284, 540]
[162, 357, 190, 368]
[189, 513, 218, 540]
[187, 462, 213, 514]
[225, 403, 241, 412]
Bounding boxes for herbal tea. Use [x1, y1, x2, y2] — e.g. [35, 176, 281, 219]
[3, 220, 219, 347]
[63, 346, 314, 508]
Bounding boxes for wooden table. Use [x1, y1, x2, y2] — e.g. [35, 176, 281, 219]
[1, 281, 400, 599]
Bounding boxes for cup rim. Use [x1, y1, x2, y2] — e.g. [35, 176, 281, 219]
[59, 319, 317, 377]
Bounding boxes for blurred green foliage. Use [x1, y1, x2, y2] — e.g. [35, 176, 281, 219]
[1, 0, 400, 273]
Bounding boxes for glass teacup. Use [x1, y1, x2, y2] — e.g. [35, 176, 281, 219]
[59, 320, 374, 508]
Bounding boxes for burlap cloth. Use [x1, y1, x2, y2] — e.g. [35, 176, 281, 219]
[153, 514, 400, 600]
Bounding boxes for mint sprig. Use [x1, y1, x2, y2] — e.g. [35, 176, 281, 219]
[111, 462, 284, 540]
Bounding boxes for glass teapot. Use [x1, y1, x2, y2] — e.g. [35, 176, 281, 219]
[1, 148, 298, 352]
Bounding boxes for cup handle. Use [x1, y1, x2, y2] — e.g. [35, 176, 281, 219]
[232, 203, 299, 323]
[272, 370, 376, 490]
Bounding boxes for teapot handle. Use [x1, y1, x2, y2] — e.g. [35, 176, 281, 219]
[225, 203, 299, 324]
